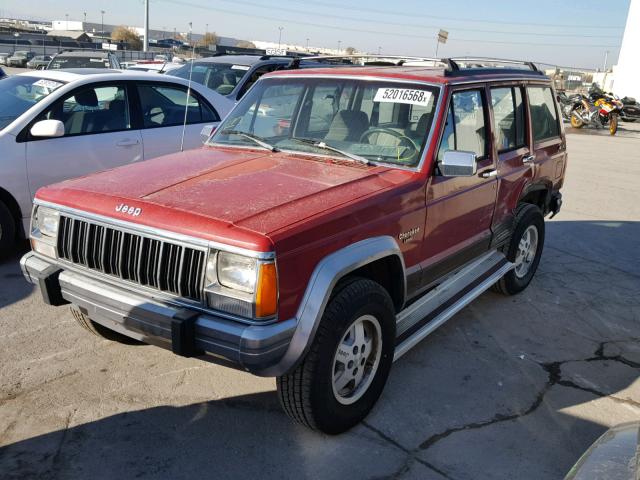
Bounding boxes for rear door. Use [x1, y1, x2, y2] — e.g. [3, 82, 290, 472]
[134, 82, 221, 159]
[25, 81, 143, 197]
[420, 86, 498, 284]
[488, 84, 534, 242]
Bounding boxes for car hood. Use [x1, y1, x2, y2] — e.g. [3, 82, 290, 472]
[36, 147, 405, 251]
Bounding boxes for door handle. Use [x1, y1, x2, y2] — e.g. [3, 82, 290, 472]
[480, 169, 497, 179]
[522, 155, 535, 164]
[116, 139, 140, 147]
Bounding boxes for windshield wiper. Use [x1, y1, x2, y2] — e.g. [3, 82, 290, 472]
[290, 137, 369, 165]
[219, 130, 279, 152]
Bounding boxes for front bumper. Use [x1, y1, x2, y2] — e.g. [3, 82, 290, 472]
[21, 252, 296, 376]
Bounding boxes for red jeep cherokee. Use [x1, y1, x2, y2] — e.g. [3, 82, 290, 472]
[22, 58, 566, 434]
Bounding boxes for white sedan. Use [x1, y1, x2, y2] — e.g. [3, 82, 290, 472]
[0, 69, 234, 249]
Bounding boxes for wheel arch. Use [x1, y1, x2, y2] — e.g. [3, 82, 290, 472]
[0, 186, 24, 238]
[518, 180, 553, 215]
[262, 236, 405, 377]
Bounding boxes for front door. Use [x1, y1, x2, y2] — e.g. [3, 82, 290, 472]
[421, 86, 498, 285]
[26, 82, 143, 197]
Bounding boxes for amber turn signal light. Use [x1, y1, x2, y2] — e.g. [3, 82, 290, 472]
[255, 263, 278, 318]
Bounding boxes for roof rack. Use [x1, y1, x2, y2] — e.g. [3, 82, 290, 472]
[283, 54, 544, 77]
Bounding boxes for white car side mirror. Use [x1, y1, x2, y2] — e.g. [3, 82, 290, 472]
[30, 119, 65, 138]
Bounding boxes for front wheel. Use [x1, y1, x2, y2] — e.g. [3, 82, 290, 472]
[609, 114, 618, 135]
[570, 111, 584, 129]
[277, 278, 395, 434]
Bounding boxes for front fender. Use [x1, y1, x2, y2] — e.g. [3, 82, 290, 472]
[259, 236, 405, 377]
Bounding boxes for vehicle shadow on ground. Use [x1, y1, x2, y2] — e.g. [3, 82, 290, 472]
[0, 241, 33, 309]
[0, 221, 639, 480]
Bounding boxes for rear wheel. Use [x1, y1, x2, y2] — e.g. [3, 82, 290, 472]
[0, 201, 16, 252]
[493, 204, 545, 296]
[71, 307, 142, 345]
[277, 278, 395, 434]
[609, 114, 618, 135]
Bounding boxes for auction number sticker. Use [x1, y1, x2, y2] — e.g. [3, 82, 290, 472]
[32, 79, 64, 91]
[374, 88, 432, 106]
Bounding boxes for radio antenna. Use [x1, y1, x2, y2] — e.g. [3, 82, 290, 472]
[180, 23, 196, 152]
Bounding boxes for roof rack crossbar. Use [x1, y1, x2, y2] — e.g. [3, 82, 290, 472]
[446, 57, 539, 72]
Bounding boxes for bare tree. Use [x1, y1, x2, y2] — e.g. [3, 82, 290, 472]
[345, 46, 357, 55]
[198, 32, 218, 47]
[236, 40, 256, 48]
[111, 26, 142, 50]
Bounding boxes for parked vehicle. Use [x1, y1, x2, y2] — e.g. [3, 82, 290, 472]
[570, 89, 621, 135]
[168, 54, 343, 101]
[125, 61, 184, 74]
[557, 91, 584, 122]
[0, 53, 10, 66]
[47, 51, 121, 70]
[26, 55, 52, 70]
[21, 57, 566, 434]
[620, 96, 640, 123]
[0, 69, 233, 249]
[7, 51, 35, 67]
[564, 423, 640, 479]
[0, 67, 6, 79]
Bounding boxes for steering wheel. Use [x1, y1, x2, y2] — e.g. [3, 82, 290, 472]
[359, 128, 420, 163]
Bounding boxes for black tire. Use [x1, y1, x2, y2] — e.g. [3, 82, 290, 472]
[0, 201, 16, 252]
[277, 278, 396, 434]
[71, 307, 142, 345]
[492, 203, 545, 295]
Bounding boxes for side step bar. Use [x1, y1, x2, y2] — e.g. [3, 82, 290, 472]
[394, 250, 514, 361]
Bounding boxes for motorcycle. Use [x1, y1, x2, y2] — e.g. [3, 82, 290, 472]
[557, 91, 584, 122]
[620, 97, 640, 123]
[570, 86, 622, 135]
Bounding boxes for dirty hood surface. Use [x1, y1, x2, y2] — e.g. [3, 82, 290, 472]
[38, 147, 396, 240]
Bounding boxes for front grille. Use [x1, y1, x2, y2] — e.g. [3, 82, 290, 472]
[57, 215, 206, 302]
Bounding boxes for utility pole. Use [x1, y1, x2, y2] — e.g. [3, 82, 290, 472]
[65, 13, 69, 30]
[378, 46, 381, 55]
[143, 0, 149, 52]
[306, 38, 310, 51]
[603, 50, 609, 71]
[278, 26, 283, 48]
[338, 40, 341, 53]
[83, 12, 87, 25]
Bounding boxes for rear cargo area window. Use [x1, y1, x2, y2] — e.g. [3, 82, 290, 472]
[528, 87, 560, 142]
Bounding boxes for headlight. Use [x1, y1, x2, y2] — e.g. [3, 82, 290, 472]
[217, 252, 258, 293]
[204, 250, 278, 319]
[33, 206, 59, 238]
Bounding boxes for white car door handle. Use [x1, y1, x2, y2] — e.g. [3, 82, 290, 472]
[116, 139, 140, 147]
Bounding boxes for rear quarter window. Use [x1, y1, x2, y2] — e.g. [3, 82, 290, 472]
[527, 86, 560, 142]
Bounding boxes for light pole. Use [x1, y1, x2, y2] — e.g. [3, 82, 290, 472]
[306, 38, 310, 51]
[65, 14, 69, 30]
[143, 0, 149, 52]
[83, 12, 87, 24]
[13, 32, 19, 54]
[206, 23, 208, 35]
[378, 46, 381, 55]
[603, 50, 610, 71]
[101, 10, 105, 44]
[42, 29, 46, 55]
[188, 22, 192, 45]
[278, 26, 283, 48]
[338, 40, 341, 53]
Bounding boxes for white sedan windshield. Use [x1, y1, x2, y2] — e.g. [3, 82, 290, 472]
[208, 77, 439, 167]
[0, 76, 65, 130]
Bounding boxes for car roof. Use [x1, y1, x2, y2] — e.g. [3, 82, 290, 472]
[267, 64, 550, 85]
[54, 51, 112, 58]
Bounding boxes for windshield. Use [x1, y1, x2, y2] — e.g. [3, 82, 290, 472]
[0, 76, 65, 130]
[208, 77, 439, 167]
[171, 62, 249, 96]
[48, 56, 108, 69]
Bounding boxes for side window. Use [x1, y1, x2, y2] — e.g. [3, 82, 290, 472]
[137, 84, 219, 128]
[527, 86, 560, 142]
[42, 84, 130, 136]
[437, 89, 487, 161]
[237, 65, 281, 99]
[490, 87, 526, 152]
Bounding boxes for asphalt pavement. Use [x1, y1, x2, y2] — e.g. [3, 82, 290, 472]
[0, 122, 639, 479]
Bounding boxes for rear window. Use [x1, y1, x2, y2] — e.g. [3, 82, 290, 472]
[527, 86, 560, 142]
[48, 56, 109, 70]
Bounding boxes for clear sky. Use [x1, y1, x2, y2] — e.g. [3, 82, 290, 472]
[1, 0, 631, 69]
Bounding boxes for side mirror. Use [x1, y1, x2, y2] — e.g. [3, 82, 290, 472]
[440, 150, 478, 177]
[200, 124, 215, 143]
[30, 119, 65, 138]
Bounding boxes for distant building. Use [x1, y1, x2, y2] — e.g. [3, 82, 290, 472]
[47, 30, 92, 42]
[615, 0, 639, 98]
